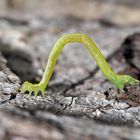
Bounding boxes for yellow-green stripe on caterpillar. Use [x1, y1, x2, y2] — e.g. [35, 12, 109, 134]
[19, 33, 139, 96]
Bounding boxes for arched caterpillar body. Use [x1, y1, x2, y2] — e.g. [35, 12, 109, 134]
[20, 33, 139, 96]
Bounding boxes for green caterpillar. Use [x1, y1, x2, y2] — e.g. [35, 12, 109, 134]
[20, 33, 139, 96]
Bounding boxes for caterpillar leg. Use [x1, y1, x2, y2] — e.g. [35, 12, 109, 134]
[19, 81, 46, 96]
[114, 75, 139, 89]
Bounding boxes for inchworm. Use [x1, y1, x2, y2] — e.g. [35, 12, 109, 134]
[20, 33, 139, 96]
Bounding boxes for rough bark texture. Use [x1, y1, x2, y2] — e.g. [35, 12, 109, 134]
[0, 0, 140, 140]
